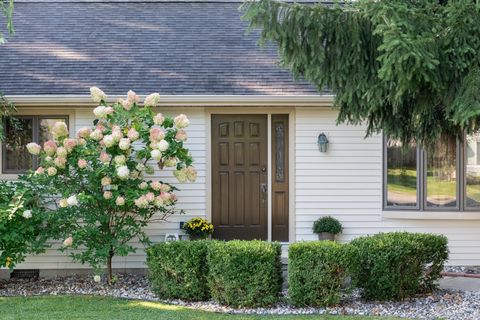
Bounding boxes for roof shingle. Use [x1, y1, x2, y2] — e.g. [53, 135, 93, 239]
[0, 1, 319, 95]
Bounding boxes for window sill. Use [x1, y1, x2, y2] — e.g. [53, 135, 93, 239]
[382, 211, 480, 220]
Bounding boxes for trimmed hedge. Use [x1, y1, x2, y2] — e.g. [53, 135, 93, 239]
[146, 240, 210, 301]
[207, 240, 282, 308]
[288, 241, 348, 307]
[348, 232, 449, 301]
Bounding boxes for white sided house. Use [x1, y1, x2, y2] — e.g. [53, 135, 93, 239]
[1, 0, 480, 275]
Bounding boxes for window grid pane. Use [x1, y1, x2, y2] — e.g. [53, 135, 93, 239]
[386, 139, 418, 208]
[425, 136, 457, 209]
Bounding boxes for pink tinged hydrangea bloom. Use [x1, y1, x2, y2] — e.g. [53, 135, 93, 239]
[186, 166, 198, 182]
[63, 138, 77, 152]
[174, 114, 190, 129]
[103, 191, 113, 200]
[47, 167, 57, 176]
[121, 99, 133, 111]
[160, 192, 171, 201]
[114, 155, 126, 165]
[105, 106, 114, 115]
[160, 184, 171, 192]
[77, 138, 87, 146]
[43, 140, 57, 156]
[96, 123, 106, 132]
[93, 106, 108, 119]
[151, 149, 162, 161]
[127, 128, 139, 141]
[119, 138, 131, 150]
[35, 166, 45, 175]
[63, 236, 73, 247]
[101, 176, 111, 186]
[103, 135, 116, 148]
[170, 193, 177, 202]
[59, 198, 68, 208]
[127, 90, 140, 103]
[27, 142, 41, 155]
[117, 166, 130, 180]
[154, 196, 164, 207]
[52, 122, 69, 138]
[67, 195, 79, 206]
[54, 157, 67, 168]
[56, 147, 68, 158]
[146, 192, 155, 202]
[163, 157, 177, 167]
[77, 159, 87, 169]
[175, 129, 187, 141]
[153, 113, 165, 125]
[115, 196, 125, 206]
[90, 87, 107, 103]
[99, 151, 110, 163]
[134, 196, 149, 208]
[149, 128, 165, 142]
[138, 182, 148, 190]
[77, 127, 92, 139]
[157, 140, 169, 152]
[150, 181, 162, 191]
[144, 93, 161, 107]
[90, 129, 104, 141]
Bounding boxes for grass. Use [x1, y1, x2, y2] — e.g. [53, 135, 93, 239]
[0, 295, 401, 320]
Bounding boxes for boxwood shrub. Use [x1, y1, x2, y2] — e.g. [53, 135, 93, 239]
[348, 232, 449, 301]
[207, 240, 282, 308]
[288, 241, 348, 307]
[146, 240, 210, 301]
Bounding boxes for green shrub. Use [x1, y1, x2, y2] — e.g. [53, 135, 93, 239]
[313, 216, 342, 234]
[288, 241, 348, 307]
[207, 240, 282, 308]
[146, 240, 210, 301]
[348, 232, 449, 301]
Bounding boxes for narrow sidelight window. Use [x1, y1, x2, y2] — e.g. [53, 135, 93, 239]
[385, 139, 418, 208]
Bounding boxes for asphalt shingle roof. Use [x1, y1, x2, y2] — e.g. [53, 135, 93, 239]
[0, 1, 319, 95]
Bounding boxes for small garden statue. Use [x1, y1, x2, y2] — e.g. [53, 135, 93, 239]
[313, 216, 342, 241]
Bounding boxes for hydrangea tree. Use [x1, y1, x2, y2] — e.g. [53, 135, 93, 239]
[26, 88, 196, 283]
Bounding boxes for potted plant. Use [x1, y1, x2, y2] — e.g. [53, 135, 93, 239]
[182, 217, 214, 240]
[313, 216, 342, 241]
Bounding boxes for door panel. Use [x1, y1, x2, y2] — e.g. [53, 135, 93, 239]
[212, 114, 268, 240]
[272, 114, 289, 242]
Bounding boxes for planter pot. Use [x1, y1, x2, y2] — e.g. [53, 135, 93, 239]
[318, 232, 335, 241]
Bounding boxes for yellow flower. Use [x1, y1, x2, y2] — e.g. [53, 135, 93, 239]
[5, 257, 12, 268]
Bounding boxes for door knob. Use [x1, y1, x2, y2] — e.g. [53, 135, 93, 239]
[261, 183, 268, 193]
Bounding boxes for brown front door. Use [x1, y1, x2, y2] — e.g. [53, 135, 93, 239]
[211, 114, 268, 240]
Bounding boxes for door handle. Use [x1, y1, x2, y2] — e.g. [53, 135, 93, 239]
[261, 183, 268, 203]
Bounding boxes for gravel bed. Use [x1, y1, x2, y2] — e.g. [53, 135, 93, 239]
[1, 274, 480, 320]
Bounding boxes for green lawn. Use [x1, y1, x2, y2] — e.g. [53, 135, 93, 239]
[0, 296, 400, 320]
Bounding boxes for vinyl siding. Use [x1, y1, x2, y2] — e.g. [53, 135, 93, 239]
[11, 106, 207, 270]
[6, 105, 480, 270]
[295, 107, 480, 266]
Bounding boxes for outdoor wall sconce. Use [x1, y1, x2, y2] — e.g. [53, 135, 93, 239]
[317, 133, 329, 153]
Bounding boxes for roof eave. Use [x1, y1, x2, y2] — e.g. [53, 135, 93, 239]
[5, 94, 335, 108]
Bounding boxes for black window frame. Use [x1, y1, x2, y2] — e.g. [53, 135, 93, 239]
[383, 134, 476, 212]
[2, 115, 69, 174]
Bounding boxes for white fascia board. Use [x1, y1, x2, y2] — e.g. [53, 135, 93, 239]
[5, 95, 335, 108]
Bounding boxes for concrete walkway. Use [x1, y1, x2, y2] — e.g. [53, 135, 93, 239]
[439, 277, 480, 291]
